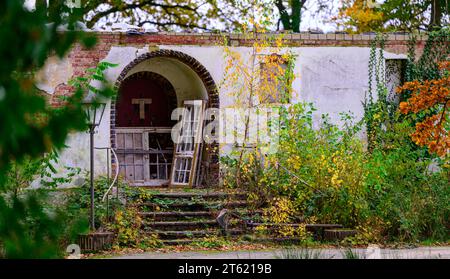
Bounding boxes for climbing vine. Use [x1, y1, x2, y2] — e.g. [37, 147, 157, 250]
[363, 33, 398, 151]
[406, 29, 450, 83]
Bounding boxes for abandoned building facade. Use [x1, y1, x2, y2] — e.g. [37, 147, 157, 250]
[36, 31, 426, 188]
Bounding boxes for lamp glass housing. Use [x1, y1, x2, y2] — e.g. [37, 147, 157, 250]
[83, 102, 106, 127]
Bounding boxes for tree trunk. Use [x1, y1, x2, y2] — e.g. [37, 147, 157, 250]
[275, 0, 291, 31]
[35, 0, 47, 11]
[429, 0, 443, 30]
[291, 0, 302, 33]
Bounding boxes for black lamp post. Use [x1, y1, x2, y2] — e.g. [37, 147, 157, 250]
[83, 101, 106, 231]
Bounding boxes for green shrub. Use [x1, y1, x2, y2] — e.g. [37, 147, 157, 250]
[223, 102, 450, 243]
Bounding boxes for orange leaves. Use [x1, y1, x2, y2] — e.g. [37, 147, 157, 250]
[397, 61, 450, 156]
[410, 114, 449, 156]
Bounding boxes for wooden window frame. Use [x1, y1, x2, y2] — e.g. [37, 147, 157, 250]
[169, 100, 206, 187]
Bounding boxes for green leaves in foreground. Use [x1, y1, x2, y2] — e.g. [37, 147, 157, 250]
[0, 0, 101, 186]
[0, 192, 88, 259]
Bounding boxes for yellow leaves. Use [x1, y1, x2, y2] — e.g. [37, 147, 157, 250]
[263, 197, 295, 224]
[286, 155, 301, 170]
[220, 30, 296, 109]
[260, 197, 311, 240]
[331, 173, 344, 188]
[336, 0, 386, 33]
[110, 204, 159, 248]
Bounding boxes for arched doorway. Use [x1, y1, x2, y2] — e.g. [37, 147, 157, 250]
[115, 72, 177, 186]
[112, 50, 220, 187]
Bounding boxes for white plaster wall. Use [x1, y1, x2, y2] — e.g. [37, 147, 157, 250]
[37, 44, 406, 183]
[294, 47, 371, 126]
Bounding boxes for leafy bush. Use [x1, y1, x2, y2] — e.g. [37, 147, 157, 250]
[0, 151, 86, 258]
[0, 191, 87, 258]
[223, 102, 449, 243]
[64, 173, 163, 250]
[4, 150, 80, 194]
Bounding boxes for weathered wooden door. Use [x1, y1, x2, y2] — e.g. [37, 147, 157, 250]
[115, 128, 173, 186]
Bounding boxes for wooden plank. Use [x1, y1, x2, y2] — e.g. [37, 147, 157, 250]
[115, 149, 173, 154]
[125, 154, 134, 164]
[116, 133, 125, 149]
[133, 133, 143, 149]
[124, 133, 133, 149]
[134, 165, 144, 181]
[143, 131, 150, 181]
[125, 165, 135, 180]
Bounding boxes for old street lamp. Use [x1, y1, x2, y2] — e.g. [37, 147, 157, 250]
[82, 101, 106, 231]
[84, 101, 106, 128]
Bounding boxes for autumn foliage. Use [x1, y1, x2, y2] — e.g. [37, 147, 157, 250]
[336, 0, 385, 33]
[397, 61, 450, 156]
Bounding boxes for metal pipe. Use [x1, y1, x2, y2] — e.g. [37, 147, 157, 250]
[89, 125, 95, 231]
[99, 147, 119, 203]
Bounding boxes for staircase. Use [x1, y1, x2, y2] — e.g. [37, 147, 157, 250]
[138, 191, 256, 245]
[136, 190, 356, 246]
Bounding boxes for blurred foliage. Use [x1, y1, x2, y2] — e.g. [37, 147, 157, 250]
[0, 1, 118, 258]
[336, 0, 450, 33]
[4, 149, 81, 194]
[0, 191, 88, 258]
[0, 0, 101, 187]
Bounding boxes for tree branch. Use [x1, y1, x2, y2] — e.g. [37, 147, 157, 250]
[85, 0, 204, 29]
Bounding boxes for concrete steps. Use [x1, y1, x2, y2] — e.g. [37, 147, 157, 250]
[129, 189, 354, 246]
[143, 220, 219, 230]
[141, 200, 250, 211]
[135, 190, 251, 245]
[149, 229, 245, 240]
[139, 211, 213, 221]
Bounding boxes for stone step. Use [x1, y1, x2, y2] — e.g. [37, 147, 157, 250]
[141, 200, 250, 211]
[248, 223, 343, 230]
[139, 211, 213, 221]
[251, 237, 315, 244]
[148, 191, 247, 200]
[153, 230, 217, 239]
[150, 229, 245, 240]
[162, 239, 196, 246]
[143, 220, 219, 230]
[247, 223, 344, 240]
[324, 229, 357, 241]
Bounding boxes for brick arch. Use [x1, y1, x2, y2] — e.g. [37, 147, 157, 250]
[114, 49, 219, 106]
[110, 50, 220, 186]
